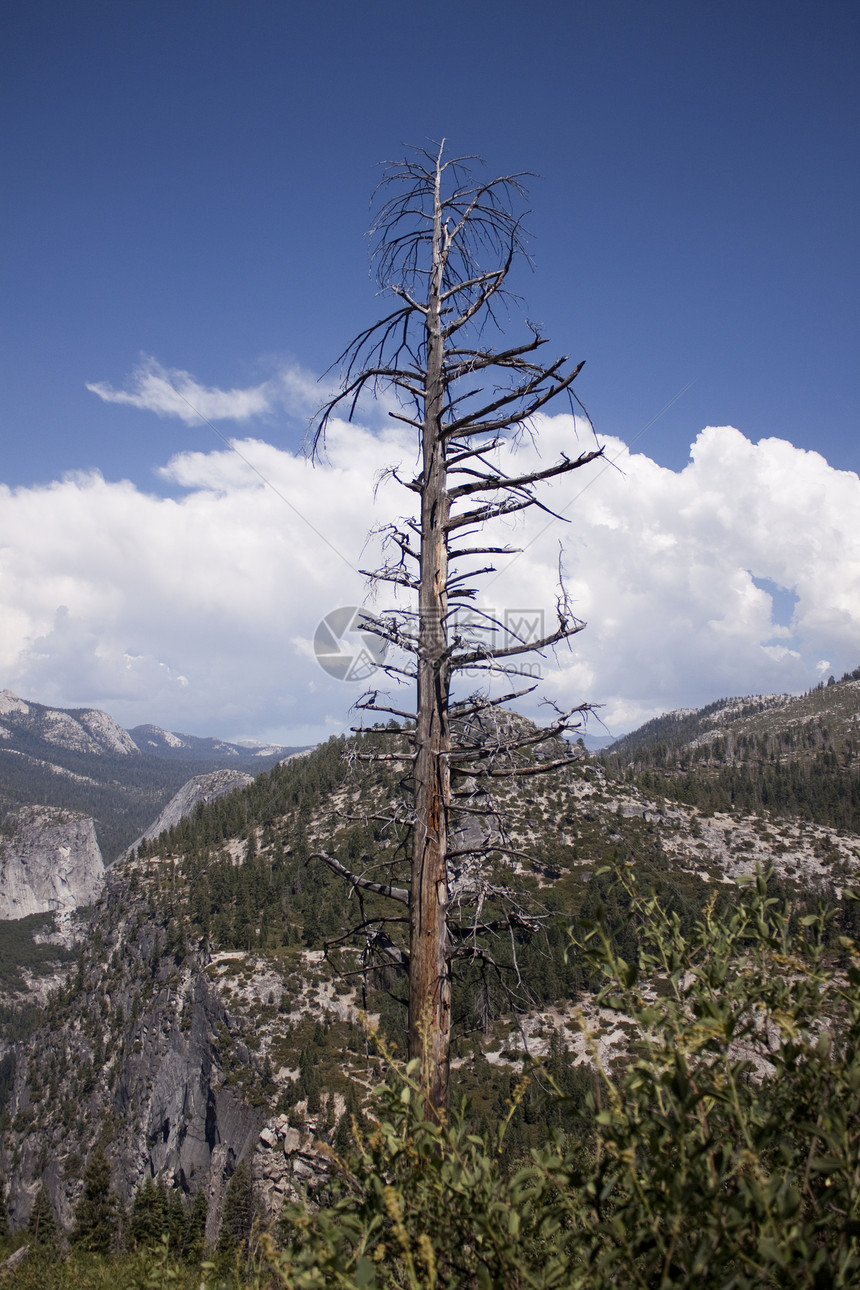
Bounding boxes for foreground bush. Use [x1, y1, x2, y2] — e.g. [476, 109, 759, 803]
[264, 870, 860, 1288]
[0, 1243, 199, 1289]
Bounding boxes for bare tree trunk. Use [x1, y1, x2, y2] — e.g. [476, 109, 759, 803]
[311, 142, 603, 1117]
[408, 163, 451, 1114]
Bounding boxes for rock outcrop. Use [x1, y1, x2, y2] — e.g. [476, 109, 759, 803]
[0, 806, 104, 919]
[122, 770, 254, 858]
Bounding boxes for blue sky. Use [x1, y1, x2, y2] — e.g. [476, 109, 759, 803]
[1, 0, 858, 742]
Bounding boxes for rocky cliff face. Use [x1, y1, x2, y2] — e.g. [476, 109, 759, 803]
[0, 806, 104, 919]
[0, 847, 334, 1244]
[0, 861, 267, 1239]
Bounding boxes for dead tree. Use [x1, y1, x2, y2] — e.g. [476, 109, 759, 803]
[310, 142, 603, 1114]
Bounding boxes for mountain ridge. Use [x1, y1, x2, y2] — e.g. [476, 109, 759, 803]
[3, 712, 859, 1242]
[605, 668, 860, 760]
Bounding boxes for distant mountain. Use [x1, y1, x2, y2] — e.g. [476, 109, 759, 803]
[604, 692, 795, 759]
[0, 690, 310, 861]
[579, 731, 618, 753]
[0, 689, 138, 757]
[606, 671, 860, 762]
[128, 724, 295, 761]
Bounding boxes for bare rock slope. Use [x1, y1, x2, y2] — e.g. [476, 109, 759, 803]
[0, 805, 105, 919]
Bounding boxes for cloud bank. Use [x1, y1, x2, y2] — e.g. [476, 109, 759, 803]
[1, 418, 857, 743]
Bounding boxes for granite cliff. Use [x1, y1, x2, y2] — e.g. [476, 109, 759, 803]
[0, 806, 104, 920]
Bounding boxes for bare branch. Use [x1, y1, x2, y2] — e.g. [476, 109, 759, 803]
[448, 687, 538, 719]
[442, 358, 585, 437]
[448, 447, 604, 500]
[311, 851, 410, 905]
[354, 692, 418, 722]
[453, 614, 585, 668]
[360, 564, 421, 592]
[452, 754, 585, 779]
[445, 495, 537, 532]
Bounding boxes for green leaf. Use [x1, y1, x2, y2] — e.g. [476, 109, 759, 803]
[354, 1255, 377, 1286]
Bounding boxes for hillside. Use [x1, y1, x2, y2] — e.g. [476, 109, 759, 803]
[2, 702, 859, 1250]
[601, 668, 860, 829]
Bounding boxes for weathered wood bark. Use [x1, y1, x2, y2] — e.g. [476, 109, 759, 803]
[408, 172, 452, 1110]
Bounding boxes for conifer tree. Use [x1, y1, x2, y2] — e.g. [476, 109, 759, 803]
[165, 1183, 186, 1249]
[217, 1160, 256, 1256]
[70, 1147, 119, 1253]
[183, 1189, 208, 1261]
[127, 1177, 166, 1248]
[27, 1182, 59, 1250]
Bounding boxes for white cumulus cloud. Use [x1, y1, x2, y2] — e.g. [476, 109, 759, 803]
[479, 420, 860, 731]
[0, 418, 857, 744]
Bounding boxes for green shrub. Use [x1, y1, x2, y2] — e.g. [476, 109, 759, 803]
[262, 869, 860, 1288]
